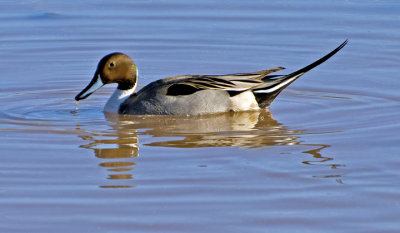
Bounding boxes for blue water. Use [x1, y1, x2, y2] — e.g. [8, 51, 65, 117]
[1, 1, 400, 233]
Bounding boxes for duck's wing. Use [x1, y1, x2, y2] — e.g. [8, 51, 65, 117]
[166, 39, 348, 101]
[164, 67, 285, 96]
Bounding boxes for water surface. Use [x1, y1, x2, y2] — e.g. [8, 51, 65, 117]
[1, 1, 400, 233]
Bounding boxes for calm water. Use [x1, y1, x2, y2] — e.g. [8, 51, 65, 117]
[1, 1, 400, 232]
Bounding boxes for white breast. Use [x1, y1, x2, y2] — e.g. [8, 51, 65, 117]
[104, 88, 135, 113]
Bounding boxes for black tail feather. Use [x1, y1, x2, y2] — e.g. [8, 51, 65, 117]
[284, 39, 348, 80]
[255, 40, 348, 108]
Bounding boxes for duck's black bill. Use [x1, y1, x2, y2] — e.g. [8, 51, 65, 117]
[75, 73, 104, 101]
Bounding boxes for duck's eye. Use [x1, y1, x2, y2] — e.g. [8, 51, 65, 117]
[109, 62, 115, 68]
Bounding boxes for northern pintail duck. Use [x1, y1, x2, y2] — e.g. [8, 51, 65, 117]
[75, 40, 347, 115]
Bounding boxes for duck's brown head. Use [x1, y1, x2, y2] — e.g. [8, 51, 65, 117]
[75, 53, 138, 101]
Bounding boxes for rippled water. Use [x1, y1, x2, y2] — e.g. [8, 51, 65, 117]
[1, 1, 400, 232]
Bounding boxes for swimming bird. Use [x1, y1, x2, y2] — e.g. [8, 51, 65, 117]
[75, 40, 347, 115]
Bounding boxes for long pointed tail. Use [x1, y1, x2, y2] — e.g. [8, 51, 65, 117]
[253, 40, 348, 107]
[284, 39, 348, 81]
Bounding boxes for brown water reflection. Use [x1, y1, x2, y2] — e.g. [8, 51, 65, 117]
[302, 144, 344, 183]
[105, 110, 301, 148]
[75, 110, 341, 187]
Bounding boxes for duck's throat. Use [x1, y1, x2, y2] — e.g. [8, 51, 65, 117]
[104, 87, 135, 113]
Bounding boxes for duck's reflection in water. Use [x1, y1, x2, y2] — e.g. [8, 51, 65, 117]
[77, 110, 343, 187]
[77, 119, 139, 188]
[107, 110, 302, 148]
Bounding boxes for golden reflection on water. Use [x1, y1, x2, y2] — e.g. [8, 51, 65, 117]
[76, 110, 343, 187]
[105, 110, 301, 148]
